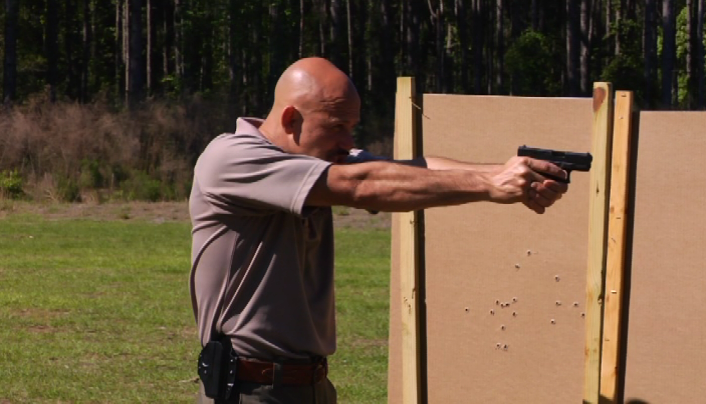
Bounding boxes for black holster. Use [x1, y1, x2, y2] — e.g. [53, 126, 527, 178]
[197, 335, 238, 400]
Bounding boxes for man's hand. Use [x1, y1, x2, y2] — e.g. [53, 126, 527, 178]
[487, 156, 569, 214]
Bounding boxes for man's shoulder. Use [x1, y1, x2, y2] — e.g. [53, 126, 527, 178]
[203, 129, 277, 157]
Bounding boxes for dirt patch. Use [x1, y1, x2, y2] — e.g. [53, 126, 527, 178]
[332, 207, 391, 230]
[0, 200, 191, 222]
[26, 324, 58, 334]
[15, 307, 71, 318]
[348, 337, 388, 349]
[14, 308, 70, 334]
[0, 200, 391, 229]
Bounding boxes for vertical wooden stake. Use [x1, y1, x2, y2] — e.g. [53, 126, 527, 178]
[584, 82, 614, 404]
[394, 77, 422, 404]
[600, 91, 634, 402]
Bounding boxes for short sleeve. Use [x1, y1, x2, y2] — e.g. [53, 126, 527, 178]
[193, 132, 331, 216]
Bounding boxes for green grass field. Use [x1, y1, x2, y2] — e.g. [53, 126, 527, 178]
[0, 209, 390, 403]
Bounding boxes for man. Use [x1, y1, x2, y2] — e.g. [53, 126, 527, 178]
[189, 57, 567, 403]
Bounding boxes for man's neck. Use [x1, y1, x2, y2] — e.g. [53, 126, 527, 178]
[258, 118, 291, 153]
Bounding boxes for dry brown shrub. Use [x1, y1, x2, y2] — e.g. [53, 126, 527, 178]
[0, 95, 235, 201]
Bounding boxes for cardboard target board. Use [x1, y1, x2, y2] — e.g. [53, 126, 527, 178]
[388, 93, 600, 403]
[621, 112, 706, 404]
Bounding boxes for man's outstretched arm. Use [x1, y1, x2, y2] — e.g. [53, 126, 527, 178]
[305, 156, 567, 214]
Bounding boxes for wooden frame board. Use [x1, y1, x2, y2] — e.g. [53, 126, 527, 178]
[584, 83, 614, 404]
[599, 91, 634, 403]
[394, 77, 423, 404]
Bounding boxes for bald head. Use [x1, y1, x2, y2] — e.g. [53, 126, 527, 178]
[259, 58, 360, 162]
[272, 57, 359, 114]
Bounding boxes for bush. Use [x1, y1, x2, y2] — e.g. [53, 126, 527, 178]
[119, 170, 164, 202]
[0, 170, 24, 199]
[57, 177, 81, 202]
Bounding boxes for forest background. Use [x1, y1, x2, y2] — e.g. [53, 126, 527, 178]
[1, 0, 705, 202]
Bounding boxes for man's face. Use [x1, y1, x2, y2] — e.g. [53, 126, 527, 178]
[295, 96, 360, 163]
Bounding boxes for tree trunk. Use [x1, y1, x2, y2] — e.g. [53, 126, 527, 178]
[127, 0, 145, 107]
[567, 0, 581, 96]
[510, 0, 525, 95]
[486, 7, 494, 95]
[346, 0, 353, 77]
[592, 0, 603, 75]
[456, 0, 470, 93]
[472, 0, 484, 94]
[151, 0, 163, 96]
[268, 1, 286, 95]
[82, 0, 92, 102]
[318, 0, 326, 56]
[531, 0, 539, 30]
[379, 0, 396, 97]
[146, 0, 153, 95]
[606, 0, 612, 55]
[644, 0, 658, 107]
[496, 0, 505, 94]
[687, 0, 694, 108]
[65, 0, 79, 100]
[3, 0, 19, 105]
[47, 0, 59, 103]
[250, 2, 264, 114]
[353, 0, 368, 95]
[299, 0, 305, 58]
[201, 11, 213, 92]
[174, 0, 184, 80]
[116, 0, 125, 103]
[329, 0, 345, 69]
[687, 0, 703, 108]
[429, 0, 445, 92]
[406, 0, 423, 89]
[163, 0, 174, 80]
[580, 0, 591, 95]
[228, 0, 239, 106]
[123, 0, 129, 99]
[662, 0, 677, 107]
[698, 0, 705, 108]
[614, 0, 621, 55]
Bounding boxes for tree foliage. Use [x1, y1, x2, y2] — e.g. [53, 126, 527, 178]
[1, 0, 705, 201]
[2, 1, 705, 113]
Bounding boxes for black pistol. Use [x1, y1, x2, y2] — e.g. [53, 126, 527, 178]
[517, 145, 592, 183]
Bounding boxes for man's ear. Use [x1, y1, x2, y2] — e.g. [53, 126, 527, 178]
[281, 106, 302, 139]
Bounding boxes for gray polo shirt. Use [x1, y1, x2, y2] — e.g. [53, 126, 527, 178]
[189, 118, 339, 360]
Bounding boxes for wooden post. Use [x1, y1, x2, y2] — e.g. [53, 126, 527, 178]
[394, 77, 422, 404]
[584, 82, 614, 404]
[599, 91, 634, 402]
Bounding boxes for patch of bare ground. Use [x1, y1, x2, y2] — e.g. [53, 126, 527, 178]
[13, 308, 71, 334]
[0, 201, 391, 229]
[349, 337, 388, 349]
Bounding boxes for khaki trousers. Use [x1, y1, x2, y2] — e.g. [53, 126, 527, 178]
[197, 378, 337, 404]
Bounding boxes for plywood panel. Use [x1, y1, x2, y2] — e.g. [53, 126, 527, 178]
[422, 94, 593, 403]
[623, 112, 706, 403]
